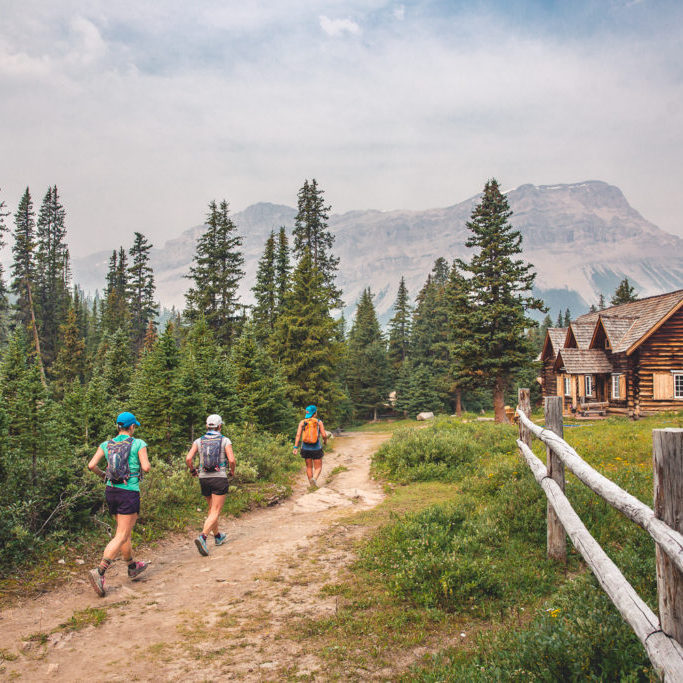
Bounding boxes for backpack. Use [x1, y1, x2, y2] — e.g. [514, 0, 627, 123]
[105, 436, 135, 484]
[200, 433, 225, 472]
[301, 418, 320, 445]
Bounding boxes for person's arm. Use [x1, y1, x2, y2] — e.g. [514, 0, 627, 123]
[293, 421, 303, 454]
[319, 420, 328, 445]
[185, 442, 199, 475]
[138, 446, 151, 474]
[88, 447, 106, 481]
[225, 443, 236, 477]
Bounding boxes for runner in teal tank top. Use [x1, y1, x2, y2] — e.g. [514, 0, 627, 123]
[86, 412, 151, 597]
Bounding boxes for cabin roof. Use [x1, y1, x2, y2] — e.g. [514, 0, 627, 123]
[576, 289, 683, 354]
[594, 316, 638, 349]
[540, 327, 567, 360]
[566, 322, 594, 350]
[554, 348, 614, 374]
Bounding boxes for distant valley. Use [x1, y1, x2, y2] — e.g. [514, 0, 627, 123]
[72, 180, 683, 324]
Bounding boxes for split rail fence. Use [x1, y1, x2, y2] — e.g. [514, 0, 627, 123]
[515, 390, 683, 682]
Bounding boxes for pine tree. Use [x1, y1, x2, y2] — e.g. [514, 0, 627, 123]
[387, 277, 412, 374]
[445, 261, 475, 416]
[52, 306, 86, 399]
[231, 324, 296, 433]
[598, 293, 606, 310]
[611, 277, 638, 306]
[292, 179, 341, 306]
[128, 232, 158, 354]
[563, 308, 571, 327]
[101, 248, 131, 335]
[394, 361, 442, 418]
[275, 226, 291, 314]
[0, 188, 10, 342]
[10, 188, 46, 386]
[456, 179, 545, 422]
[556, 311, 563, 328]
[346, 289, 391, 420]
[35, 185, 71, 368]
[102, 328, 133, 408]
[270, 249, 345, 420]
[252, 231, 277, 340]
[185, 200, 245, 346]
[130, 324, 180, 459]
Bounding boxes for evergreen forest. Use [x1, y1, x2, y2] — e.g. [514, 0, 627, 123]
[0, 178, 545, 570]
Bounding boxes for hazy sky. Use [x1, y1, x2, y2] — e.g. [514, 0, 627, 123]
[1, 0, 682, 256]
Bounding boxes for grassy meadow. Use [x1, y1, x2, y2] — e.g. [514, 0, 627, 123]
[293, 412, 683, 680]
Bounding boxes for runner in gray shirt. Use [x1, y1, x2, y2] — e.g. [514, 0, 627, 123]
[185, 414, 236, 555]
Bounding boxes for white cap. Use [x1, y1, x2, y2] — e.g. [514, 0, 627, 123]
[206, 414, 223, 429]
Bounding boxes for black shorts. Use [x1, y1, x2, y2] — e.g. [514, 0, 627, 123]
[301, 448, 324, 460]
[200, 477, 230, 497]
[105, 487, 140, 515]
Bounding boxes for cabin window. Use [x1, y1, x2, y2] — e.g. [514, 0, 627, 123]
[604, 338, 611, 350]
[611, 374, 621, 399]
[585, 375, 593, 397]
[564, 376, 571, 397]
[675, 373, 683, 400]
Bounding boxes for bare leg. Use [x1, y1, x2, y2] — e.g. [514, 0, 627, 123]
[202, 494, 227, 536]
[102, 513, 137, 561]
[313, 459, 323, 482]
[305, 459, 314, 482]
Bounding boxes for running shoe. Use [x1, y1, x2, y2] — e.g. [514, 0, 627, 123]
[88, 568, 106, 597]
[214, 532, 228, 546]
[194, 535, 209, 556]
[127, 561, 148, 579]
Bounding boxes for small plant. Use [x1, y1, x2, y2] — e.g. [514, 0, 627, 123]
[58, 607, 108, 631]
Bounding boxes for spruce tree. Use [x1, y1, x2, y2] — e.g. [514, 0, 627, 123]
[101, 248, 131, 335]
[130, 324, 180, 459]
[275, 226, 291, 314]
[0, 188, 10, 342]
[346, 289, 391, 420]
[102, 328, 133, 408]
[611, 277, 638, 306]
[387, 277, 412, 374]
[128, 231, 158, 354]
[252, 231, 277, 340]
[394, 360, 442, 418]
[35, 185, 71, 368]
[270, 249, 345, 420]
[292, 179, 341, 306]
[231, 324, 296, 433]
[11, 188, 46, 385]
[598, 293, 606, 310]
[563, 308, 571, 327]
[556, 311, 563, 327]
[185, 200, 244, 346]
[52, 306, 86, 399]
[456, 178, 545, 422]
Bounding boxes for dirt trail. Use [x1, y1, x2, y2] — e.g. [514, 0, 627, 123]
[0, 432, 389, 681]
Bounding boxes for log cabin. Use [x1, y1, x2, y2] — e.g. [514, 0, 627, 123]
[540, 289, 683, 416]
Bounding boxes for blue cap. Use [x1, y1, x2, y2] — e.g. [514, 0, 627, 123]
[305, 405, 317, 418]
[116, 411, 140, 428]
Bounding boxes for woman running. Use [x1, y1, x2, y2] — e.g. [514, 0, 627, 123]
[185, 414, 236, 556]
[87, 411, 150, 597]
[293, 405, 328, 487]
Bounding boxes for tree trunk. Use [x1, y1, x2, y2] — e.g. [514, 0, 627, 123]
[455, 390, 462, 417]
[373, 407, 378, 422]
[493, 380, 508, 423]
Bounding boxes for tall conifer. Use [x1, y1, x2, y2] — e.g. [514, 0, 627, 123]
[252, 231, 277, 339]
[292, 179, 341, 306]
[275, 226, 291, 313]
[128, 231, 158, 353]
[0, 188, 10, 342]
[387, 277, 412, 374]
[456, 178, 545, 422]
[102, 248, 131, 335]
[185, 200, 244, 346]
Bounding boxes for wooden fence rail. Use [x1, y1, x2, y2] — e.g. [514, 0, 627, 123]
[516, 392, 683, 682]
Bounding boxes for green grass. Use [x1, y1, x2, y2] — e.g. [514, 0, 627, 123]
[58, 607, 108, 631]
[292, 412, 683, 680]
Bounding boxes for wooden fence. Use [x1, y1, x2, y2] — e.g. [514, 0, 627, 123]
[515, 390, 683, 682]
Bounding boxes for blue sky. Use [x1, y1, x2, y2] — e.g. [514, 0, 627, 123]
[1, 0, 682, 255]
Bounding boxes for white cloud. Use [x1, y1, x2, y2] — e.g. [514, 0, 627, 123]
[393, 5, 405, 21]
[68, 16, 107, 65]
[319, 15, 361, 37]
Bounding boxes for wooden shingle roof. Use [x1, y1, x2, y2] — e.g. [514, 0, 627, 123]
[599, 317, 637, 348]
[567, 322, 595, 350]
[554, 348, 614, 374]
[576, 289, 683, 354]
[548, 328, 567, 353]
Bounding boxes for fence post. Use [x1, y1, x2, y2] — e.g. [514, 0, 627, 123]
[653, 428, 683, 644]
[545, 396, 566, 562]
[518, 388, 532, 448]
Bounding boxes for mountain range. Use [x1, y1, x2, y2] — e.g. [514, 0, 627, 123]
[72, 180, 683, 325]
